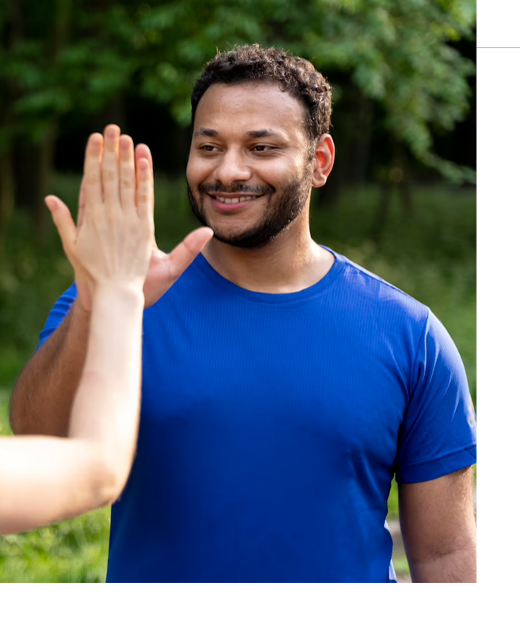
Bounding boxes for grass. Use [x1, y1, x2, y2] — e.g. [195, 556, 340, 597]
[392, 556, 411, 579]
[0, 176, 475, 582]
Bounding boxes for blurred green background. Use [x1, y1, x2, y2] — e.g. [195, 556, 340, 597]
[0, 0, 475, 582]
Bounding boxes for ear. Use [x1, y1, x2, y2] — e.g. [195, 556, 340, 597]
[311, 134, 335, 188]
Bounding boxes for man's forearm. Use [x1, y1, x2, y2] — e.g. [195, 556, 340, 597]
[9, 303, 91, 437]
[409, 544, 477, 583]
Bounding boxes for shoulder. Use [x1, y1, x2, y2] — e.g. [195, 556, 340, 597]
[37, 283, 78, 349]
[327, 249, 430, 330]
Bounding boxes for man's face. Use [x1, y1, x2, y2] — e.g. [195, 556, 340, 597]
[186, 82, 314, 248]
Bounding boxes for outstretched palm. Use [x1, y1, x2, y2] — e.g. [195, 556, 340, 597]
[49, 127, 212, 312]
[143, 234, 209, 308]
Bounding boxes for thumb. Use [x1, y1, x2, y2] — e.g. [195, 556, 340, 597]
[45, 195, 77, 253]
[181, 227, 214, 256]
[166, 227, 214, 281]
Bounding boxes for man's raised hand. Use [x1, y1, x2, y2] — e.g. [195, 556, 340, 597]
[45, 125, 213, 311]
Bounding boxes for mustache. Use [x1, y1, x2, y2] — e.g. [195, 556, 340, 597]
[198, 182, 275, 195]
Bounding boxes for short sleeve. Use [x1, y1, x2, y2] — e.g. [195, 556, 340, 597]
[36, 283, 78, 350]
[394, 309, 476, 484]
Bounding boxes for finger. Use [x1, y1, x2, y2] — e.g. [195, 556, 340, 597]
[78, 178, 86, 228]
[45, 195, 77, 254]
[102, 124, 120, 207]
[137, 158, 153, 221]
[135, 144, 154, 214]
[167, 227, 213, 280]
[83, 133, 103, 209]
[119, 134, 135, 213]
[135, 143, 153, 167]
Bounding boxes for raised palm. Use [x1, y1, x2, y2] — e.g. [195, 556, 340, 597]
[143, 238, 207, 308]
[49, 126, 212, 312]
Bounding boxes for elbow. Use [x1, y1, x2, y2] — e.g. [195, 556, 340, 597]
[90, 451, 132, 508]
[91, 476, 123, 510]
[101, 480, 127, 507]
[93, 467, 125, 508]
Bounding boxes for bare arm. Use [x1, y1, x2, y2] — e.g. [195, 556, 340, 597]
[398, 466, 476, 583]
[0, 287, 143, 534]
[9, 302, 90, 437]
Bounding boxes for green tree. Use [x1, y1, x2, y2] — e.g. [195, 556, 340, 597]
[0, 0, 475, 245]
[136, 0, 476, 181]
[0, 0, 139, 243]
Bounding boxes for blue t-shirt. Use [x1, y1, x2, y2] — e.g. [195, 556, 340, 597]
[38, 249, 476, 582]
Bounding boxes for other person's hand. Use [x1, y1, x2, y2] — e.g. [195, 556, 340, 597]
[45, 125, 213, 311]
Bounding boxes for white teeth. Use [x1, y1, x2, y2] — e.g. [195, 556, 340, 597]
[215, 196, 257, 204]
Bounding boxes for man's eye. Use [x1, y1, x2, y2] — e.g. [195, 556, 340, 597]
[199, 145, 218, 152]
[252, 145, 277, 153]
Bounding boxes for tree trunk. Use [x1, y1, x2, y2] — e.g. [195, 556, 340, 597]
[30, 0, 71, 244]
[399, 174, 413, 218]
[33, 122, 58, 245]
[372, 179, 393, 245]
[371, 138, 415, 243]
[0, 145, 15, 250]
[396, 143, 413, 217]
[351, 95, 374, 186]
[0, 0, 24, 242]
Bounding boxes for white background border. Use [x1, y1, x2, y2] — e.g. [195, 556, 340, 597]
[1, 1, 514, 621]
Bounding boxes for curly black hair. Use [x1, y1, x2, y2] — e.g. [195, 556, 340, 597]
[191, 44, 332, 143]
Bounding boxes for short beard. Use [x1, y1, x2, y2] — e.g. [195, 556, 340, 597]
[187, 171, 312, 249]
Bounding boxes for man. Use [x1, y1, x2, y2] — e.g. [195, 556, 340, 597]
[10, 44, 476, 582]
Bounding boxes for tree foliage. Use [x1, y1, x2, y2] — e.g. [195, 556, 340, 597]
[0, 0, 475, 239]
[132, 0, 476, 182]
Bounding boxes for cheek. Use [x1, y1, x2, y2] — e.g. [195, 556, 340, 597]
[186, 156, 210, 188]
[261, 162, 293, 186]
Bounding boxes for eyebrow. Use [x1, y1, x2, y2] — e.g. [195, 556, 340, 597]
[246, 129, 285, 139]
[193, 128, 219, 138]
[193, 127, 285, 139]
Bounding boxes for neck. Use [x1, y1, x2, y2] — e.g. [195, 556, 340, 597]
[202, 214, 334, 294]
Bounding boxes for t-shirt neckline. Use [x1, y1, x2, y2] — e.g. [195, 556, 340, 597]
[194, 245, 344, 304]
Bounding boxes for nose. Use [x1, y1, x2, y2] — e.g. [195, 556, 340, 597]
[213, 148, 252, 187]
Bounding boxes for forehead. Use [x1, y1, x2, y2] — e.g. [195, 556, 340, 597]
[193, 82, 308, 139]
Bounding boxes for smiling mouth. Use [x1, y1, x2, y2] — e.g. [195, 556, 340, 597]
[212, 195, 261, 204]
